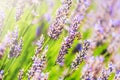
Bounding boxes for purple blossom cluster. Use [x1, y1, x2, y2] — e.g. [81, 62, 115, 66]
[27, 35, 48, 80]
[0, 27, 22, 58]
[56, 0, 90, 65]
[8, 37, 23, 58]
[71, 40, 90, 69]
[48, 0, 72, 39]
[0, 0, 120, 79]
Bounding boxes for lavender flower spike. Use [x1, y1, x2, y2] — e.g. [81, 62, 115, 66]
[0, 26, 19, 58]
[35, 34, 44, 55]
[56, 0, 91, 65]
[8, 37, 23, 58]
[28, 45, 48, 80]
[48, 0, 72, 39]
[115, 70, 120, 80]
[71, 40, 90, 69]
[15, 0, 25, 21]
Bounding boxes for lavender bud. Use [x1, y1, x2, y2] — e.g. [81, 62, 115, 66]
[99, 63, 114, 80]
[56, 34, 76, 65]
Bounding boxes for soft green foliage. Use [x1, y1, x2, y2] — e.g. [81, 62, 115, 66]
[0, 0, 117, 80]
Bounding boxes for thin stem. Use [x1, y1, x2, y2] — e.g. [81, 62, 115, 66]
[4, 57, 17, 77]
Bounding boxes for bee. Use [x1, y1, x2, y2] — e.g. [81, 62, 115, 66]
[76, 32, 82, 40]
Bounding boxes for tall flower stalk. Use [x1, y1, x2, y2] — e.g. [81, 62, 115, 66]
[48, 0, 72, 39]
[71, 40, 90, 69]
[15, 0, 25, 21]
[56, 0, 91, 65]
[0, 27, 19, 58]
[27, 35, 49, 80]
[8, 37, 23, 58]
[0, 0, 120, 79]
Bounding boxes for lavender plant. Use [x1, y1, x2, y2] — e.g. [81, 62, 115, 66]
[0, 0, 120, 80]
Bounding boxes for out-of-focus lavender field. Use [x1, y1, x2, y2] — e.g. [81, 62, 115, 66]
[0, 0, 120, 80]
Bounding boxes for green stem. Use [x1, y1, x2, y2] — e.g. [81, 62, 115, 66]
[4, 57, 17, 76]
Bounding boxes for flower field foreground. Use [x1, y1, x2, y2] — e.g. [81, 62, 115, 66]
[0, 0, 120, 80]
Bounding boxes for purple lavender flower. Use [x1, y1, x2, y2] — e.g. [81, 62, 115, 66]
[0, 27, 19, 58]
[8, 38, 23, 58]
[98, 63, 115, 80]
[71, 40, 90, 69]
[81, 56, 104, 80]
[56, 0, 91, 65]
[35, 35, 44, 55]
[15, 0, 25, 21]
[28, 41, 48, 80]
[0, 10, 5, 35]
[115, 70, 120, 80]
[48, 0, 72, 39]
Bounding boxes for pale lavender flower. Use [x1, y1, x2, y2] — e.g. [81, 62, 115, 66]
[99, 63, 115, 80]
[44, 13, 51, 23]
[48, 0, 72, 39]
[15, 0, 25, 21]
[28, 45, 48, 79]
[8, 38, 23, 58]
[94, 22, 104, 34]
[0, 27, 19, 58]
[107, 33, 120, 54]
[89, 0, 119, 54]
[32, 71, 49, 80]
[0, 10, 5, 35]
[35, 34, 44, 55]
[81, 56, 104, 80]
[112, 20, 120, 27]
[115, 70, 120, 80]
[111, 54, 120, 70]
